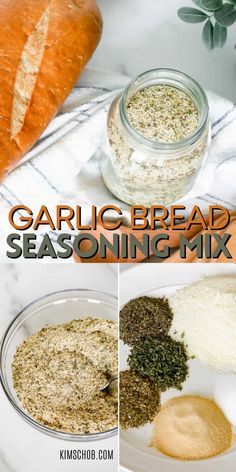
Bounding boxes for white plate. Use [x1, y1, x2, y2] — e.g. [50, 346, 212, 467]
[120, 280, 236, 472]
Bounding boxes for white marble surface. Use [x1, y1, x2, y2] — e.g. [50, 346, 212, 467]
[0, 264, 118, 472]
[93, 0, 236, 101]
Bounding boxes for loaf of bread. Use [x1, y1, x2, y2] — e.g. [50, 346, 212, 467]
[0, 0, 102, 180]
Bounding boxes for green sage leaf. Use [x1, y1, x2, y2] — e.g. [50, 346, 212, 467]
[201, 0, 223, 10]
[202, 19, 214, 49]
[213, 22, 227, 47]
[214, 3, 236, 26]
[227, 0, 236, 4]
[178, 7, 208, 22]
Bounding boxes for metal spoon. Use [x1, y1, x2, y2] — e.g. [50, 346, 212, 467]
[100, 376, 118, 392]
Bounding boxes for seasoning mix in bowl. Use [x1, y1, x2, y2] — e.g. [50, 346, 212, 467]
[102, 68, 210, 207]
[0, 289, 118, 441]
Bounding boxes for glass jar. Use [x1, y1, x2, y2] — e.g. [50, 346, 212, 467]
[101, 69, 210, 207]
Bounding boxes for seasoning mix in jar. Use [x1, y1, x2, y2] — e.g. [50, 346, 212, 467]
[101, 69, 210, 207]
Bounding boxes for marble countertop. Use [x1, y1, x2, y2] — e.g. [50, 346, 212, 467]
[0, 264, 118, 472]
[93, 0, 236, 102]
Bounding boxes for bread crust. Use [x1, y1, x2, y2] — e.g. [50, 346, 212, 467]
[0, 0, 102, 179]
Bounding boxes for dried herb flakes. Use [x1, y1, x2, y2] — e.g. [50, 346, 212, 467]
[128, 335, 189, 391]
[120, 370, 161, 430]
[120, 296, 173, 345]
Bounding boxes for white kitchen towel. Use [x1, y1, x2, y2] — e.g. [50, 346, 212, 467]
[0, 67, 236, 259]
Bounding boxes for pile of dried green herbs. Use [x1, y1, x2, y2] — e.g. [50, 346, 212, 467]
[120, 296, 189, 430]
[120, 370, 161, 429]
[120, 296, 173, 345]
[128, 335, 189, 391]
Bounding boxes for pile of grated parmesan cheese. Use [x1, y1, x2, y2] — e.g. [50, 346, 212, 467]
[170, 275, 236, 373]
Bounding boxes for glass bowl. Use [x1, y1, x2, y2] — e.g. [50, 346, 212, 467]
[0, 289, 118, 441]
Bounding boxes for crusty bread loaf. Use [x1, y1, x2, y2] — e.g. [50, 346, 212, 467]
[0, 0, 102, 180]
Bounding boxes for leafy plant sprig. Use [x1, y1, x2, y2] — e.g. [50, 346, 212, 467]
[178, 0, 236, 50]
